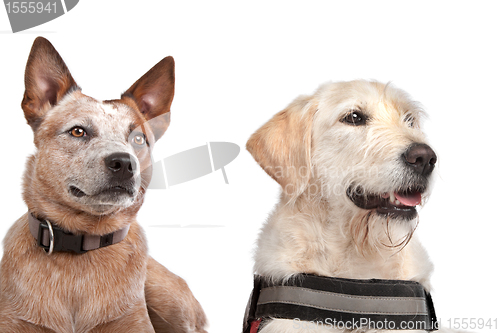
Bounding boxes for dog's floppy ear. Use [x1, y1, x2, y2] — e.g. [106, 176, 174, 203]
[247, 96, 317, 199]
[22, 37, 78, 131]
[123, 56, 175, 141]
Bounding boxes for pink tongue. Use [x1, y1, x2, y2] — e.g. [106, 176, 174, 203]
[394, 192, 421, 206]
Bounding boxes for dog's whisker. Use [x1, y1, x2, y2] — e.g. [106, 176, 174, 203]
[385, 217, 393, 246]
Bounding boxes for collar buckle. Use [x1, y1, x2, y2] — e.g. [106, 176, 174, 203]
[28, 212, 129, 255]
[37, 219, 87, 254]
[37, 219, 54, 255]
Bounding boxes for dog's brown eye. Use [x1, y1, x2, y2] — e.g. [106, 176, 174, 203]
[133, 134, 145, 146]
[341, 111, 366, 126]
[70, 127, 86, 137]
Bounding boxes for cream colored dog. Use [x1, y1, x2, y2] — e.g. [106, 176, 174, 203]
[247, 80, 463, 333]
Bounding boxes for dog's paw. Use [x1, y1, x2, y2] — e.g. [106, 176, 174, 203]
[145, 256, 207, 333]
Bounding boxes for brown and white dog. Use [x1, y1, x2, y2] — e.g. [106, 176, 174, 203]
[246, 81, 464, 333]
[0, 37, 207, 333]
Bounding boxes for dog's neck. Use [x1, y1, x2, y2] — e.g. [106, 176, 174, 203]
[254, 193, 433, 290]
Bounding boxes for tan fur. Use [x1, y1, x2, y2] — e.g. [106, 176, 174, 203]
[0, 37, 207, 333]
[247, 96, 317, 201]
[146, 258, 206, 333]
[247, 81, 461, 332]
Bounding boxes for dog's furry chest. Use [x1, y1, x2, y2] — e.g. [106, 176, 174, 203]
[254, 204, 433, 286]
[0, 217, 148, 332]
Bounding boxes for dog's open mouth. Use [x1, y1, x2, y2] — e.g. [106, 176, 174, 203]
[348, 187, 423, 220]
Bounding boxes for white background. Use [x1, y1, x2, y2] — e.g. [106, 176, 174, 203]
[0, 1, 499, 332]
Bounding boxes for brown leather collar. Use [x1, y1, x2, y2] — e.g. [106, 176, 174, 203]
[28, 212, 130, 254]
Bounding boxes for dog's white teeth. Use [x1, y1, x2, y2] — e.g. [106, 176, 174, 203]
[383, 192, 405, 206]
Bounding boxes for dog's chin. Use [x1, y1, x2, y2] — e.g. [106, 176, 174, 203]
[68, 185, 138, 215]
[347, 185, 425, 221]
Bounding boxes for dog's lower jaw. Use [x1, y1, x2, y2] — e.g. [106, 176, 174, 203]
[87, 203, 130, 215]
[84, 194, 139, 215]
[67, 182, 141, 215]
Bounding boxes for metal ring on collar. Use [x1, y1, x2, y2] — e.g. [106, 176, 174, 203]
[44, 219, 54, 255]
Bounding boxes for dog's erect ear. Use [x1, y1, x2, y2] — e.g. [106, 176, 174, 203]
[247, 96, 317, 200]
[123, 57, 175, 141]
[22, 37, 78, 131]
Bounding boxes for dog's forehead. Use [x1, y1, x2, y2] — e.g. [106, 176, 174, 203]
[43, 91, 144, 136]
[316, 80, 423, 122]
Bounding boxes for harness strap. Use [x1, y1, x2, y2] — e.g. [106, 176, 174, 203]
[243, 274, 438, 332]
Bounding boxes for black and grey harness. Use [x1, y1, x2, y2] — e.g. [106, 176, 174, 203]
[243, 274, 438, 332]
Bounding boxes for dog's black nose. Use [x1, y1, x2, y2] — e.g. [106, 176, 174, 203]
[402, 143, 437, 176]
[105, 152, 137, 180]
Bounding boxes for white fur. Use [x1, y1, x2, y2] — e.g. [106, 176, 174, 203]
[248, 80, 465, 333]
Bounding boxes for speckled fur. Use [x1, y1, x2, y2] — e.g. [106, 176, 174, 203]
[0, 37, 207, 333]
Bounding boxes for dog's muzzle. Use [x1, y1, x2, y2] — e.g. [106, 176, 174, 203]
[68, 152, 140, 202]
[347, 143, 436, 220]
